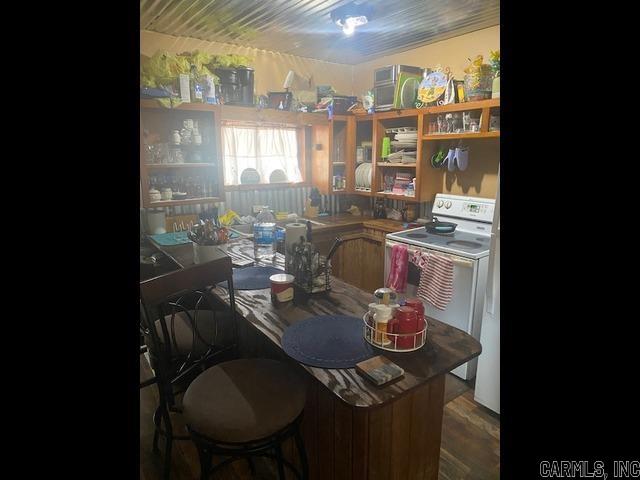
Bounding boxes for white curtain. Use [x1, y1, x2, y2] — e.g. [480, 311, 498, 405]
[223, 126, 301, 185]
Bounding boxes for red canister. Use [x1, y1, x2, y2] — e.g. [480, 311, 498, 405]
[269, 273, 295, 307]
[404, 298, 425, 318]
[394, 306, 419, 349]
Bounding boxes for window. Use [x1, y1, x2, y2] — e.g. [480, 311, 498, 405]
[222, 123, 302, 186]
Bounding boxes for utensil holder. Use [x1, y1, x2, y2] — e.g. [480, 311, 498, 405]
[192, 243, 223, 264]
[363, 313, 427, 352]
[285, 246, 331, 294]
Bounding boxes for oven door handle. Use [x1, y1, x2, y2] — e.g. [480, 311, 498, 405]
[385, 240, 474, 268]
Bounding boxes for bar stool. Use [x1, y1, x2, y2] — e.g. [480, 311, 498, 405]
[140, 257, 238, 480]
[183, 357, 308, 479]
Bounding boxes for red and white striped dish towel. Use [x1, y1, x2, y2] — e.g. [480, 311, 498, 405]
[410, 250, 454, 311]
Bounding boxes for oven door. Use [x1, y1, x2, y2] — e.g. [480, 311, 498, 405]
[384, 239, 487, 379]
[374, 84, 396, 110]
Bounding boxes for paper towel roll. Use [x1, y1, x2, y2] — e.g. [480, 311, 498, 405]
[285, 222, 307, 269]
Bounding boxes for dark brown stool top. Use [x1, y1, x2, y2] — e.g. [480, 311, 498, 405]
[183, 358, 306, 443]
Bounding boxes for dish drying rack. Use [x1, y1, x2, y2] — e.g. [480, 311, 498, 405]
[285, 241, 331, 294]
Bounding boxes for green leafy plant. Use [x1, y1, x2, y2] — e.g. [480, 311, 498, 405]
[489, 50, 500, 77]
[140, 50, 222, 88]
[207, 54, 253, 69]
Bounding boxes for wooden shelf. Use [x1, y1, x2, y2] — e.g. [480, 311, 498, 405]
[145, 163, 217, 169]
[148, 197, 221, 207]
[375, 192, 420, 202]
[140, 99, 221, 112]
[332, 162, 346, 166]
[424, 98, 499, 114]
[422, 131, 500, 140]
[377, 163, 417, 168]
[374, 108, 423, 120]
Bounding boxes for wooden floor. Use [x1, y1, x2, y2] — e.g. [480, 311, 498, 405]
[140, 356, 500, 479]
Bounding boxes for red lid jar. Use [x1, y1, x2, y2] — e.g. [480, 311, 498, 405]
[393, 306, 419, 349]
[404, 298, 424, 316]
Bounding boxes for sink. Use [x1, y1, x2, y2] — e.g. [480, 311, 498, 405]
[301, 218, 327, 227]
[229, 218, 325, 237]
[228, 223, 254, 235]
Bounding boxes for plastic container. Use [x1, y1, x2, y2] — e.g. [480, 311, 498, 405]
[270, 273, 295, 307]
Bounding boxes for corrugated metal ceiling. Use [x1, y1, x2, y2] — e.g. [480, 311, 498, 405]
[141, 0, 500, 64]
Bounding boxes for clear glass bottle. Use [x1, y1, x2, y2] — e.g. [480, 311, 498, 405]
[253, 207, 276, 264]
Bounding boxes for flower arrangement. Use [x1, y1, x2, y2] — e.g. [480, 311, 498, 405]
[489, 50, 500, 77]
[463, 55, 493, 100]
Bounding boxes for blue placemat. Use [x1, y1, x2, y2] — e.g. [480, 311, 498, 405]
[149, 231, 191, 246]
[281, 315, 375, 369]
[231, 265, 283, 290]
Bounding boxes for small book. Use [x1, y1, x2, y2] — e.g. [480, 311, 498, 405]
[356, 356, 405, 386]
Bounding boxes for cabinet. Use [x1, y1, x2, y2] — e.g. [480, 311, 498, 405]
[140, 100, 224, 208]
[310, 115, 355, 195]
[312, 225, 385, 294]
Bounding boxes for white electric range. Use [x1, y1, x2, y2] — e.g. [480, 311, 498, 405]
[384, 193, 496, 380]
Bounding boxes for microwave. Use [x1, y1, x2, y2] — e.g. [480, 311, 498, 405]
[374, 65, 423, 87]
[374, 72, 423, 111]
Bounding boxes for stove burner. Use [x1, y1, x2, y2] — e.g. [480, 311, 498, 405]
[406, 233, 428, 239]
[446, 240, 482, 249]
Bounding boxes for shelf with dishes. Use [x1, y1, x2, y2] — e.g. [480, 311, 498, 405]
[141, 103, 224, 208]
[421, 98, 500, 139]
[423, 131, 499, 140]
[374, 192, 419, 202]
[144, 162, 217, 169]
[354, 162, 373, 193]
[148, 197, 221, 207]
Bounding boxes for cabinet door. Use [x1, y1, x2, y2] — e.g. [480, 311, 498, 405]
[360, 237, 385, 294]
[310, 124, 331, 195]
[335, 237, 363, 288]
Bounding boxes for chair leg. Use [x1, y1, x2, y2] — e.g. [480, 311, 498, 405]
[195, 444, 212, 480]
[152, 406, 162, 454]
[245, 457, 256, 476]
[274, 442, 287, 480]
[161, 407, 174, 480]
[294, 425, 309, 480]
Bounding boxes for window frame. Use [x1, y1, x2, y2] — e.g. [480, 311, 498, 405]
[221, 120, 308, 191]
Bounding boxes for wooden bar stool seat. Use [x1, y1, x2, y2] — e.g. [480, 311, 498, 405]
[183, 358, 309, 479]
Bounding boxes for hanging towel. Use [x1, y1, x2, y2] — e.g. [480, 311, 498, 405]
[386, 244, 408, 293]
[411, 251, 454, 311]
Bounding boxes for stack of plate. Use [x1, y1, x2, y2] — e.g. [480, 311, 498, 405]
[355, 163, 372, 190]
[388, 127, 418, 149]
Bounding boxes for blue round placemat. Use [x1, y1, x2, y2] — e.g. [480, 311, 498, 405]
[231, 265, 283, 290]
[281, 315, 375, 369]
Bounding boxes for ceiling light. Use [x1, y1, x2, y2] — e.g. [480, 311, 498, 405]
[330, 2, 373, 36]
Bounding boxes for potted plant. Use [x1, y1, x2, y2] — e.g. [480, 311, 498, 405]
[490, 50, 500, 99]
[463, 55, 493, 101]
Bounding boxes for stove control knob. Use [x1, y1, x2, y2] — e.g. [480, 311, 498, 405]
[436, 200, 444, 208]
[445, 201, 452, 209]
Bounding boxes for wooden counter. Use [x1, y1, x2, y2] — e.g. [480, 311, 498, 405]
[148, 236, 481, 479]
